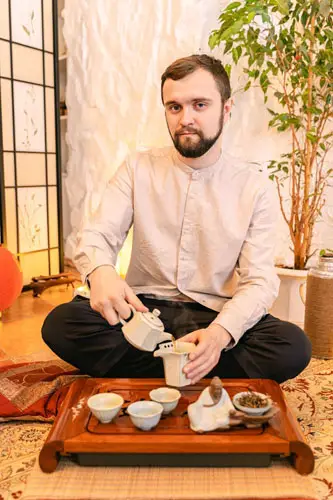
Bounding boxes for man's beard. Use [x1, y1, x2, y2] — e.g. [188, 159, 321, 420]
[170, 111, 224, 159]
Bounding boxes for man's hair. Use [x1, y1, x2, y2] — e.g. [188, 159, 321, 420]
[161, 54, 231, 104]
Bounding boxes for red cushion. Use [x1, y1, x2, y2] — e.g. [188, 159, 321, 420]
[0, 360, 81, 421]
[0, 247, 23, 311]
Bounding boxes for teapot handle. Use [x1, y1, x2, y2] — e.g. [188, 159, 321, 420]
[119, 304, 137, 325]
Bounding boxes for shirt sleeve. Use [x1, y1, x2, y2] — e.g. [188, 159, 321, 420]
[73, 156, 134, 282]
[212, 181, 280, 347]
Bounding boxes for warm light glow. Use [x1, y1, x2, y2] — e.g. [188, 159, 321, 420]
[116, 230, 133, 278]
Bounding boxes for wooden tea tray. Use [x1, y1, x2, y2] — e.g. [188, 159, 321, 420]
[39, 378, 314, 474]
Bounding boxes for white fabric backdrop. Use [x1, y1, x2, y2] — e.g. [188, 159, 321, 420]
[62, 0, 333, 269]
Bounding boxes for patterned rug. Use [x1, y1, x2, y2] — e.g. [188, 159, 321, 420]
[0, 358, 332, 500]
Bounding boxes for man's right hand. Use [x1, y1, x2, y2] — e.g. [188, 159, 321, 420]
[88, 265, 148, 325]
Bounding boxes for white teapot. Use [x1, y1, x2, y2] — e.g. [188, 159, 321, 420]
[120, 306, 173, 351]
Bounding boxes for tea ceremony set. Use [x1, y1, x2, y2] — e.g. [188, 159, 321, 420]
[39, 308, 314, 475]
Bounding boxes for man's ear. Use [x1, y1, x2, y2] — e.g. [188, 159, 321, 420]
[223, 98, 234, 124]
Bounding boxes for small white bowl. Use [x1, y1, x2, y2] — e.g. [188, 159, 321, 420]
[233, 391, 272, 416]
[149, 387, 181, 414]
[87, 392, 124, 424]
[127, 400, 163, 431]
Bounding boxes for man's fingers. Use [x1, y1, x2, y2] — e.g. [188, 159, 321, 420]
[189, 356, 217, 384]
[187, 339, 215, 366]
[125, 286, 148, 312]
[112, 298, 132, 321]
[101, 302, 120, 326]
[180, 332, 198, 344]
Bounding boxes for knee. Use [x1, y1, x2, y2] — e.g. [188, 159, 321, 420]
[41, 303, 69, 349]
[275, 322, 312, 383]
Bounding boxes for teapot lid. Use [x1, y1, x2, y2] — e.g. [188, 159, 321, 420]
[141, 309, 164, 330]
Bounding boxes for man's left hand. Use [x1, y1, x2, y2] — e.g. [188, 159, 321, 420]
[181, 324, 232, 384]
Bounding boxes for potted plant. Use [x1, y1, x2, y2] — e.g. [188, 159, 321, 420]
[209, 0, 333, 324]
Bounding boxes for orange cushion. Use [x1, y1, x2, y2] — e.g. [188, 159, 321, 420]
[0, 246, 23, 311]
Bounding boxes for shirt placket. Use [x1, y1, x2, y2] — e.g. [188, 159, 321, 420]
[177, 171, 201, 291]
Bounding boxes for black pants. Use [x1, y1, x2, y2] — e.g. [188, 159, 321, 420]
[42, 295, 312, 383]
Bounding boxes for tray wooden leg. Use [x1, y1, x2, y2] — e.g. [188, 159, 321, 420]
[39, 440, 63, 473]
[290, 441, 315, 475]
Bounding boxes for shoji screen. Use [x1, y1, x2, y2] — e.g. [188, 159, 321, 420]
[0, 0, 63, 285]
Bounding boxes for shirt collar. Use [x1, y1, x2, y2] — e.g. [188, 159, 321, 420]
[171, 148, 227, 178]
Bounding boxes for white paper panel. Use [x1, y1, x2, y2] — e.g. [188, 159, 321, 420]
[10, 0, 43, 50]
[0, 40, 11, 78]
[0, 78, 13, 150]
[45, 87, 55, 152]
[4, 187, 17, 254]
[13, 81, 45, 152]
[48, 186, 59, 248]
[47, 153, 57, 185]
[16, 152, 46, 186]
[20, 250, 49, 285]
[43, 0, 54, 53]
[12, 44, 43, 84]
[18, 186, 48, 252]
[3, 152, 15, 186]
[0, 0, 10, 39]
[50, 247, 60, 275]
[44, 52, 54, 87]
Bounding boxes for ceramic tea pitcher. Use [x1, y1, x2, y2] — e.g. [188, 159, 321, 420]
[120, 306, 173, 352]
[153, 341, 196, 387]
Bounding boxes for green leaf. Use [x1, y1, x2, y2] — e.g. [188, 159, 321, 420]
[244, 81, 251, 91]
[306, 132, 318, 143]
[232, 45, 242, 63]
[272, 0, 289, 15]
[319, 143, 326, 151]
[208, 32, 220, 50]
[224, 40, 233, 54]
[232, 47, 239, 63]
[274, 91, 284, 100]
[22, 24, 30, 36]
[226, 1, 241, 10]
[31, 10, 34, 20]
[247, 11, 256, 23]
[224, 64, 232, 78]
[220, 19, 245, 41]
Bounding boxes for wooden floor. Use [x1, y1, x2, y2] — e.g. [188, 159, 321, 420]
[0, 285, 74, 367]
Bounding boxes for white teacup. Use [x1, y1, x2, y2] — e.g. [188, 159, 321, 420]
[149, 387, 181, 414]
[120, 306, 173, 351]
[87, 392, 124, 424]
[127, 400, 163, 431]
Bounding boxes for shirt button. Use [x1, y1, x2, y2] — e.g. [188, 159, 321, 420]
[192, 172, 200, 179]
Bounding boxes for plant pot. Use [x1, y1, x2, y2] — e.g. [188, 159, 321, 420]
[269, 268, 308, 328]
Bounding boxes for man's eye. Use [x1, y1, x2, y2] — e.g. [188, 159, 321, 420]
[169, 104, 180, 112]
[195, 102, 206, 109]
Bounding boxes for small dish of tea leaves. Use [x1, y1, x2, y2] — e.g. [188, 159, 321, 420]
[232, 391, 272, 415]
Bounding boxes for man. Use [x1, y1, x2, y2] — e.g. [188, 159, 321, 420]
[42, 54, 311, 384]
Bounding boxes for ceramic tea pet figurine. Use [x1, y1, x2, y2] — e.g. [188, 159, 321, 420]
[120, 306, 173, 351]
[188, 378, 278, 433]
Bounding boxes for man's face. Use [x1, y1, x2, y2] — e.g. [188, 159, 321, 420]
[163, 69, 224, 158]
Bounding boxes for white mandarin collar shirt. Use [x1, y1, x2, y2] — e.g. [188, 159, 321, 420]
[74, 146, 280, 345]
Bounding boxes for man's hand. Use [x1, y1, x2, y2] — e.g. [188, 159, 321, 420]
[88, 265, 148, 325]
[180, 324, 232, 384]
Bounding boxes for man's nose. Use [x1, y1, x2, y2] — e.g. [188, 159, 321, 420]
[179, 107, 194, 127]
